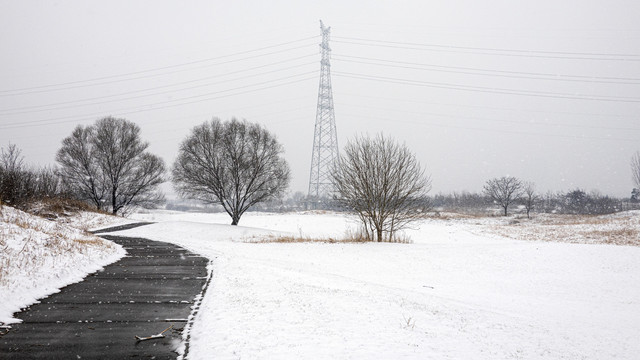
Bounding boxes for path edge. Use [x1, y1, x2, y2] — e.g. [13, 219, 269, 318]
[178, 260, 214, 360]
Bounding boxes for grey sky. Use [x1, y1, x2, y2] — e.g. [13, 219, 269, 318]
[1, 1, 639, 198]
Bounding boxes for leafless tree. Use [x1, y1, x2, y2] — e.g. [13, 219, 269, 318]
[0, 145, 63, 207]
[332, 134, 431, 242]
[522, 181, 539, 219]
[632, 151, 640, 189]
[0, 144, 37, 205]
[57, 117, 166, 215]
[0, 144, 25, 205]
[172, 118, 290, 225]
[57, 126, 105, 208]
[483, 176, 523, 216]
[1, 144, 23, 173]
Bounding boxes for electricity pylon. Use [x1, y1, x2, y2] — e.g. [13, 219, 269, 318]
[308, 20, 339, 200]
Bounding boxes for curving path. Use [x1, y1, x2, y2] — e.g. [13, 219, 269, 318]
[0, 223, 211, 359]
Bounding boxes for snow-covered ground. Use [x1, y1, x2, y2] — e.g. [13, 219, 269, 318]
[107, 210, 640, 360]
[0, 206, 129, 325]
[2, 206, 638, 358]
[469, 211, 640, 246]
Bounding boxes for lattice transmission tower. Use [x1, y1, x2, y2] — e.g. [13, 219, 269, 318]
[308, 20, 339, 199]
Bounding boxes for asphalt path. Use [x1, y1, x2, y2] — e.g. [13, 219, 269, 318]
[0, 223, 211, 359]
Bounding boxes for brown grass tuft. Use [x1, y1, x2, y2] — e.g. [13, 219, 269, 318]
[25, 197, 105, 220]
[247, 234, 369, 244]
[247, 228, 413, 244]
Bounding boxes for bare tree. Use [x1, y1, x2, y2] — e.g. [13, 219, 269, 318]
[522, 181, 539, 219]
[0, 145, 64, 207]
[483, 176, 523, 216]
[632, 151, 640, 189]
[0, 144, 41, 206]
[332, 134, 431, 242]
[1, 144, 23, 173]
[172, 118, 290, 225]
[0, 144, 27, 205]
[564, 188, 588, 214]
[57, 117, 166, 215]
[57, 126, 106, 209]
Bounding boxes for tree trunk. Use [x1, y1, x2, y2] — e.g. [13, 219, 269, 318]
[112, 189, 117, 215]
[503, 206, 508, 216]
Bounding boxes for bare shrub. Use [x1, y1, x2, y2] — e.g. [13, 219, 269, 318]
[0, 145, 62, 207]
[332, 134, 431, 242]
[561, 189, 619, 215]
[0, 144, 30, 206]
[33, 166, 61, 198]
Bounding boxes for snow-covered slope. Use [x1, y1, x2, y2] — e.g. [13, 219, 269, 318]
[0, 206, 126, 325]
[112, 210, 640, 359]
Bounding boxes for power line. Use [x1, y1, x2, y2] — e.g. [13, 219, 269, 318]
[0, 72, 316, 130]
[337, 92, 637, 119]
[336, 102, 640, 133]
[3, 104, 311, 150]
[145, 106, 310, 140]
[341, 112, 638, 143]
[0, 36, 319, 96]
[332, 36, 640, 61]
[333, 71, 640, 103]
[333, 54, 640, 84]
[0, 60, 317, 115]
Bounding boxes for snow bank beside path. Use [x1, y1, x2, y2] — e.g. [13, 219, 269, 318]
[0, 206, 126, 325]
[114, 211, 640, 359]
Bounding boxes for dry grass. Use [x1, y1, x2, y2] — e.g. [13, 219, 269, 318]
[249, 235, 364, 244]
[74, 238, 107, 246]
[247, 233, 370, 244]
[24, 197, 107, 220]
[427, 211, 490, 221]
[0, 206, 116, 287]
[534, 214, 611, 226]
[575, 228, 639, 246]
[480, 212, 640, 247]
[247, 228, 413, 244]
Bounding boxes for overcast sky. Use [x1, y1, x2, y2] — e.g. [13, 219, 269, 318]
[1, 1, 639, 198]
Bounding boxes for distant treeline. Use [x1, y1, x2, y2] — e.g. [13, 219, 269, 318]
[165, 189, 639, 216]
[430, 189, 639, 215]
[3, 141, 639, 217]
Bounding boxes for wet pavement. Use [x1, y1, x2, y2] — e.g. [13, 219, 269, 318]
[0, 224, 211, 359]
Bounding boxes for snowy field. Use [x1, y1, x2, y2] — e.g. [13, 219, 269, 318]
[0, 206, 128, 325]
[104, 210, 640, 360]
